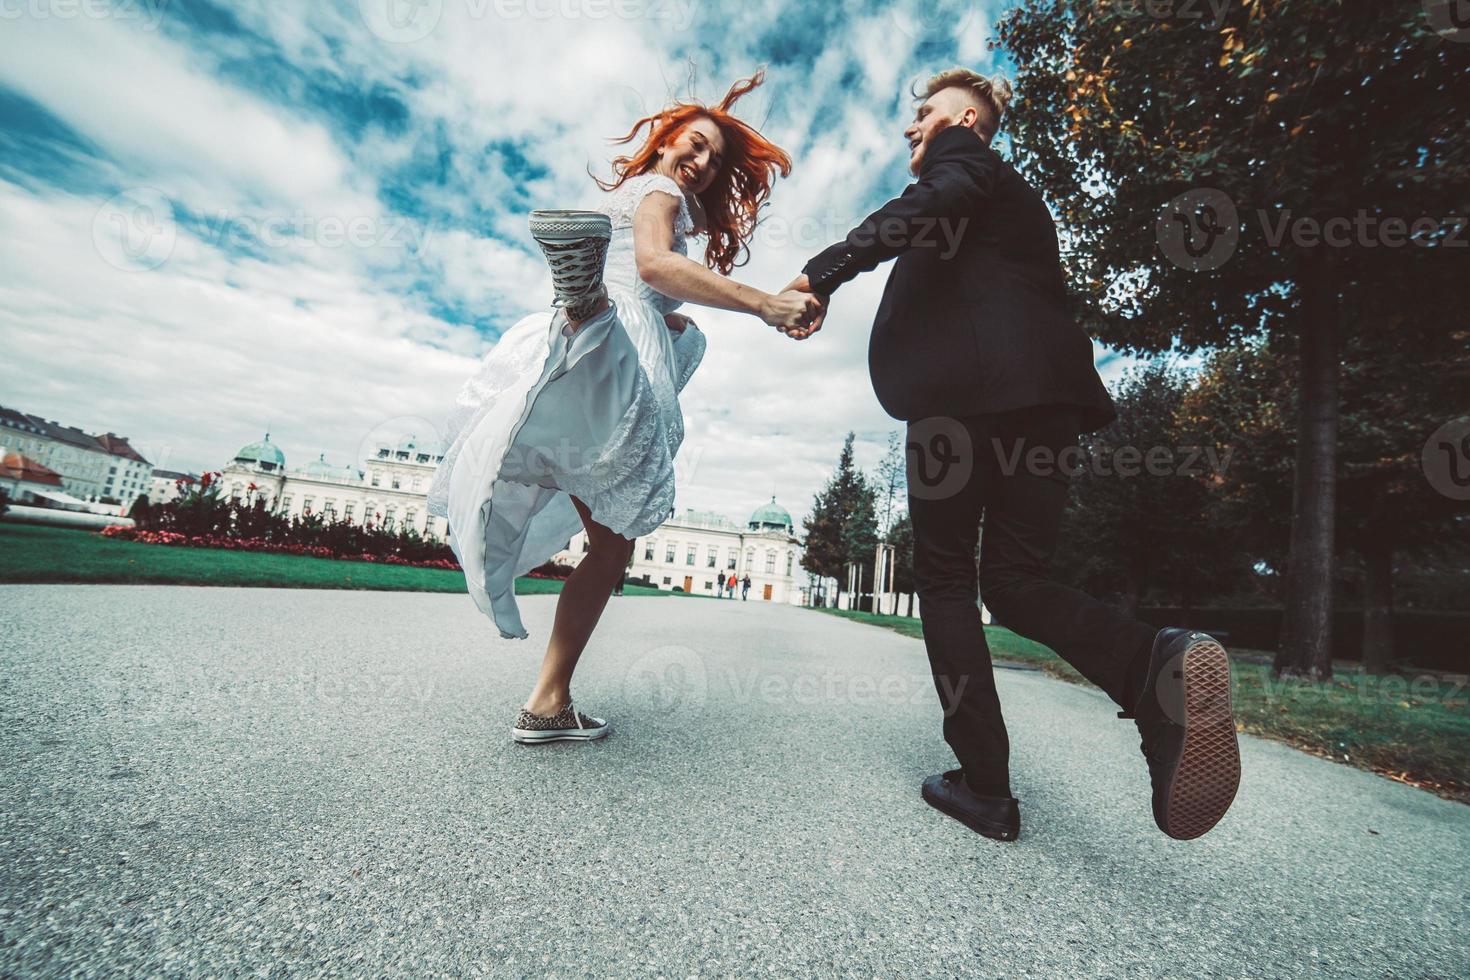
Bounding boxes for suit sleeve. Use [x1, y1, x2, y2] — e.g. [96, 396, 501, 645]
[802, 126, 1000, 295]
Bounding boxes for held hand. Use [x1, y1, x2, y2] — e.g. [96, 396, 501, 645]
[777, 273, 828, 340]
[760, 289, 825, 334]
[785, 292, 829, 340]
[664, 312, 694, 335]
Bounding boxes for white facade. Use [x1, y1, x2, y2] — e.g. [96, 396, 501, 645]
[219, 434, 449, 539]
[555, 499, 810, 605]
[96, 434, 154, 511]
[149, 469, 198, 504]
[0, 410, 112, 501]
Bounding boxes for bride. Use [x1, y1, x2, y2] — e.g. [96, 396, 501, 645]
[426, 71, 822, 744]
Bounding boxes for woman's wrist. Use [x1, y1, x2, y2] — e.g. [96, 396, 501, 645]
[749, 287, 774, 321]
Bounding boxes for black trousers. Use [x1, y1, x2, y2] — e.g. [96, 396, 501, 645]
[907, 405, 1158, 797]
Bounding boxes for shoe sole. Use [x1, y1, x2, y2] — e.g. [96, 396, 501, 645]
[528, 210, 612, 243]
[511, 726, 610, 744]
[1160, 636, 1241, 840]
[920, 785, 1019, 842]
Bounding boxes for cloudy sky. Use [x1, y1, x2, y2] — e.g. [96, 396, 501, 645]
[0, 0, 1130, 528]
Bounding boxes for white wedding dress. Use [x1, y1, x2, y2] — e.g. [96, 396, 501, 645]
[426, 173, 707, 639]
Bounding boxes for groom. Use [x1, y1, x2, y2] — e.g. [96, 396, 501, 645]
[788, 68, 1241, 842]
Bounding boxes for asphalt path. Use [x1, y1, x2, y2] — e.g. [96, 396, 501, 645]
[2, 586, 1465, 977]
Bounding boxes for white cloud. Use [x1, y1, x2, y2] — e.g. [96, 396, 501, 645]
[0, 0, 1135, 533]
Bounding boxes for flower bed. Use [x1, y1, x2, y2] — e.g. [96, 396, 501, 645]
[100, 525, 462, 571]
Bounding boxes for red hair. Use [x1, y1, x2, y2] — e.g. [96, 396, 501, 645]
[597, 71, 792, 275]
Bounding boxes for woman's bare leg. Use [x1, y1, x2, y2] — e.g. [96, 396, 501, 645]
[523, 494, 633, 716]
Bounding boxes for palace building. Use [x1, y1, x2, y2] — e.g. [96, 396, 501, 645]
[220, 433, 449, 538]
[555, 497, 809, 605]
[221, 433, 811, 604]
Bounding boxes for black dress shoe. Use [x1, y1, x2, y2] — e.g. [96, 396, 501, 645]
[921, 769, 1020, 842]
[1118, 628, 1241, 840]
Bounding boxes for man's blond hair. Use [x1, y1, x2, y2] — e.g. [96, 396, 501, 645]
[919, 68, 1014, 141]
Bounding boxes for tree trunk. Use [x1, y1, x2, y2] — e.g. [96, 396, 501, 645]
[1360, 538, 1395, 675]
[1276, 250, 1340, 681]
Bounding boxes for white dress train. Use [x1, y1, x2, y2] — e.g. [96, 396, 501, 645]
[426, 173, 707, 639]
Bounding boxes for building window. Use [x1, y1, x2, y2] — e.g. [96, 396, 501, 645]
[303, 497, 315, 515]
[391, 476, 401, 489]
[766, 551, 776, 573]
[412, 476, 423, 491]
[661, 576, 671, 586]
[582, 535, 590, 553]
[643, 541, 655, 561]
[686, 545, 696, 566]
[665, 543, 676, 563]
[727, 549, 737, 570]
[370, 473, 380, 487]
[745, 549, 754, 570]
[281, 496, 293, 511]
[706, 546, 717, 568]
[786, 552, 794, 576]
[703, 581, 713, 591]
[344, 503, 355, 520]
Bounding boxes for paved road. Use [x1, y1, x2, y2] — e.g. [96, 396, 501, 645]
[2, 586, 1466, 977]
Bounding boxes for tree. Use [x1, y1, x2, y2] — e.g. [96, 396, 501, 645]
[126, 494, 152, 525]
[887, 511, 917, 617]
[802, 433, 880, 599]
[1054, 361, 1244, 617]
[998, 0, 1467, 678]
[874, 431, 906, 538]
[1182, 322, 1470, 672]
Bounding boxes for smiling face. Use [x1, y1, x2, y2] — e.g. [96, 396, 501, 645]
[903, 86, 987, 176]
[654, 115, 726, 195]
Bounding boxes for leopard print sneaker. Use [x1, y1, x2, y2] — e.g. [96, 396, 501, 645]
[511, 702, 610, 743]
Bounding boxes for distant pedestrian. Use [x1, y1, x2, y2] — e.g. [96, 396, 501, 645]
[741, 574, 751, 601]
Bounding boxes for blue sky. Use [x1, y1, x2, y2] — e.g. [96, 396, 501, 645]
[0, 0, 1129, 527]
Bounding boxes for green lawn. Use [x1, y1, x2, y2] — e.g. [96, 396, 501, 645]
[0, 522, 666, 596]
[815, 607, 1470, 803]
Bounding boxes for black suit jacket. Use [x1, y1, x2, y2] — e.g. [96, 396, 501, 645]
[802, 125, 1117, 433]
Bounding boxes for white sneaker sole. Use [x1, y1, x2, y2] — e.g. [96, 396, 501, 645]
[528, 209, 612, 243]
[510, 725, 610, 744]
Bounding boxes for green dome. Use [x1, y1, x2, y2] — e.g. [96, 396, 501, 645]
[748, 496, 793, 532]
[305, 453, 355, 480]
[233, 433, 285, 472]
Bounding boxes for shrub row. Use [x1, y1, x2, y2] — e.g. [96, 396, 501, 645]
[1138, 606, 1470, 673]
